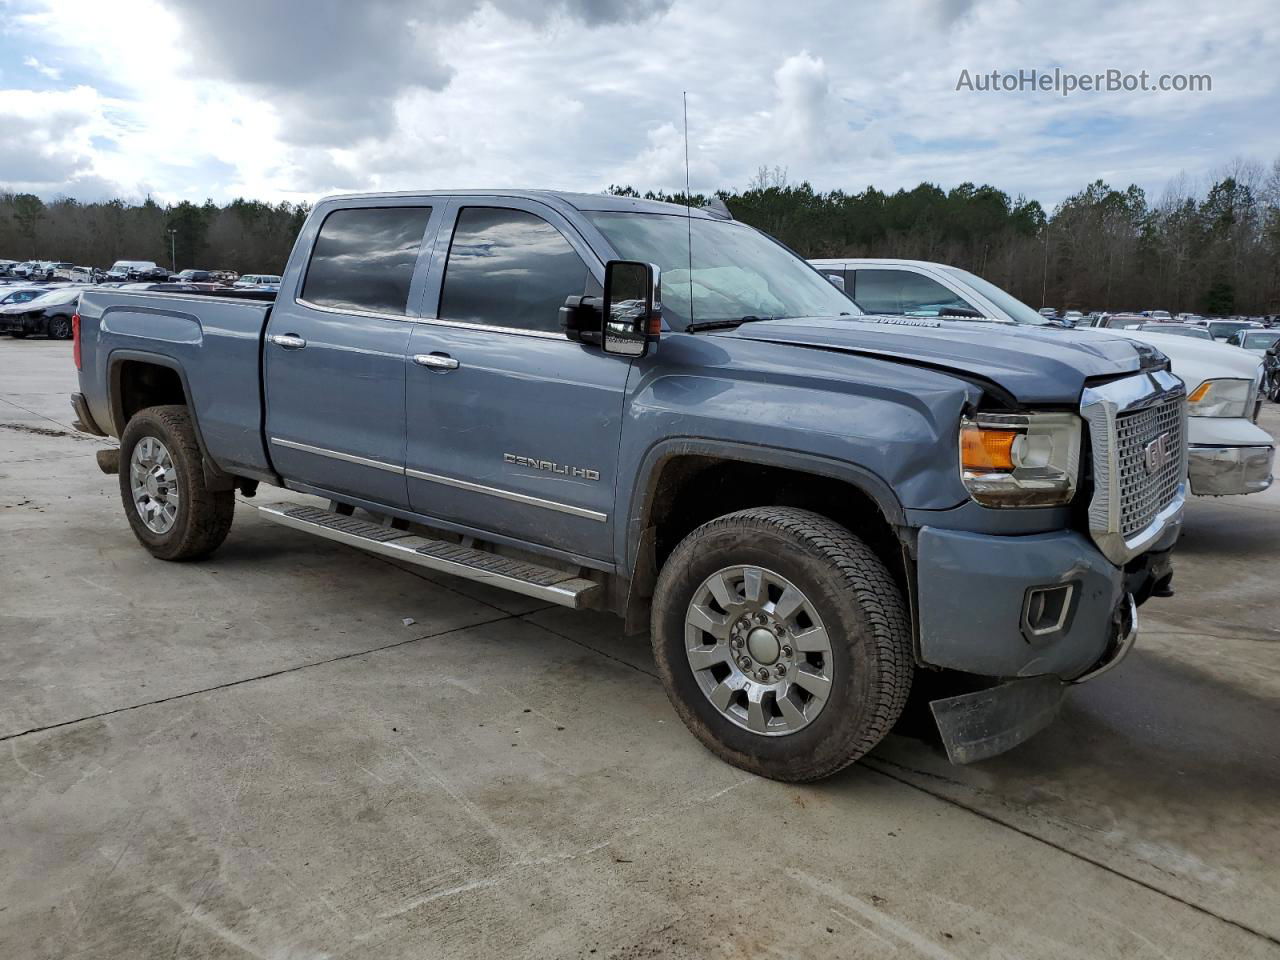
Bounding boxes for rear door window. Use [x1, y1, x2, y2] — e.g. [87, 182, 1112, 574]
[302, 206, 432, 315]
[853, 269, 978, 317]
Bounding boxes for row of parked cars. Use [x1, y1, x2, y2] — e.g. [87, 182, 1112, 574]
[811, 258, 1276, 500]
[0, 258, 281, 289]
[0, 261, 283, 338]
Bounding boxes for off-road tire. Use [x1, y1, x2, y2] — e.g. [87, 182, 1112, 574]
[651, 506, 913, 782]
[119, 405, 234, 560]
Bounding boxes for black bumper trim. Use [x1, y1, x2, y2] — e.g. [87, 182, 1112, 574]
[70, 393, 108, 436]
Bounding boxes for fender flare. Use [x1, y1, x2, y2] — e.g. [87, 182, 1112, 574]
[106, 348, 236, 491]
[622, 436, 907, 576]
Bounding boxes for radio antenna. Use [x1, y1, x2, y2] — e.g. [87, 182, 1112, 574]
[683, 90, 694, 324]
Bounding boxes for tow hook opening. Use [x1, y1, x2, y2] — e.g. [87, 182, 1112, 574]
[1022, 583, 1076, 637]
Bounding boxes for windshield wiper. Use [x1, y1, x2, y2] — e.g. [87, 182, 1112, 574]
[686, 315, 780, 333]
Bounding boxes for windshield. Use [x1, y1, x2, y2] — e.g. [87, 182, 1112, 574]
[29, 289, 80, 306]
[587, 212, 857, 330]
[942, 267, 1051, 325]
[1141, 324, 1212, 339]
[1208, 321, 1253, 338]
[1242, 331, 1280, 350]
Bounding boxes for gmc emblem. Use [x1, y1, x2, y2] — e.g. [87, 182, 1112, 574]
[1143, 431, 1173, 476]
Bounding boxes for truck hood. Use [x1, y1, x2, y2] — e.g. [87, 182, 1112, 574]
[719, 315, 1153, 405]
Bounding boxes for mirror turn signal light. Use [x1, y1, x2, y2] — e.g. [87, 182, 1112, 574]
[960, 426, 1017, 471]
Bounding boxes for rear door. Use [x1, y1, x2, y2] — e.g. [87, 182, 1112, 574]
[264, 202, 441, 508]
[404, 199, 630, 564]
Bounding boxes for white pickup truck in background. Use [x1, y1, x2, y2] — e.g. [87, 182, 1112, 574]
[811, 257, 1275, 498]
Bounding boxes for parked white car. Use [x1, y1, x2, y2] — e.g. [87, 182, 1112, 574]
[1224, 328, 1280, 357]
[810, 257, 1275, 497]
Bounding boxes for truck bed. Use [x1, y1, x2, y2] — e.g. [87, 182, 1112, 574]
[75, 288, 276, 479]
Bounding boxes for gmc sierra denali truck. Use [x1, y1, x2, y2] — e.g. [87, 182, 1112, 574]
[70, 191, 1186, 782]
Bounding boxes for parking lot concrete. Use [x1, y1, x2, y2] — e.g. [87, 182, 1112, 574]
[2, 335, 1277, 959]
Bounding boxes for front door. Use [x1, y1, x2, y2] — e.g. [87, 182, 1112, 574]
[264, 203, 439, 508]
[405, 200, 630, 563]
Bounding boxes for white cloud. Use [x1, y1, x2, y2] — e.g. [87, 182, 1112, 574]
[22, 55, 61, 80]
[1, 0, 1277, 206]
[0, 86, 103, 189]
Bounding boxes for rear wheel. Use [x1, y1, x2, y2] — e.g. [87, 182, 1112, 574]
[48, 316, 72, 340]
[651, 507, 913, 782]
[119, 405, 234, 560]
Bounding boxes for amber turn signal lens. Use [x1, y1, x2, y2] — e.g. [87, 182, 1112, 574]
[1187, 381, 1211, 403]
[960, 426, 1017, 471]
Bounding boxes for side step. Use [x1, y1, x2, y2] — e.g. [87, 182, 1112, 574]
[258, 503, 601, 608]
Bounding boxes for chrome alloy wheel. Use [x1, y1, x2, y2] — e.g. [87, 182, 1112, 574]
[684, 565, 834, 736]
[130, 436, 180, 534]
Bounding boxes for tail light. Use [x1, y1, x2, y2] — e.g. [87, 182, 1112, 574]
[72, 312, 81, 369]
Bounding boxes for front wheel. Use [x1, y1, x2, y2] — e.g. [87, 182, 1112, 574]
[651, 507, 913, 782]
[119, 405, 234, 560]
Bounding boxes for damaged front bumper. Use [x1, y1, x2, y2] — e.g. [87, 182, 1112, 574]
[913, 522, 1172, 765]
[929, 595, 1137, 764]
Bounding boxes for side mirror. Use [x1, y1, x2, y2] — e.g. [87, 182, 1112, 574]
[824, 273, 845, 292]
[559, 295, 602, 345]
[602, 260, 660, 358]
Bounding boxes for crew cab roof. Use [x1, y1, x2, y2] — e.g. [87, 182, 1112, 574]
[316, 189, 723, 220]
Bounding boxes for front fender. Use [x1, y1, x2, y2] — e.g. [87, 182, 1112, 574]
[613, 333, 983, 572]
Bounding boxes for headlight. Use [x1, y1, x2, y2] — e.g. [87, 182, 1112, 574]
[1187, 378, 1252, 418]
[960, 412, 1081, 507]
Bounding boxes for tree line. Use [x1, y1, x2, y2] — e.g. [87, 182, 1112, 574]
[4, 156, 1279, 314]
[0, 194, 308, 276]
[612, 158, 1280, 315]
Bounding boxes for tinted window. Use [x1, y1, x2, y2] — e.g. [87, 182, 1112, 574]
[440, 207, 590, 332]
[854, 269, 979, 317]
[302, 206, 432, 315]
[1207, 321, 1252, 339]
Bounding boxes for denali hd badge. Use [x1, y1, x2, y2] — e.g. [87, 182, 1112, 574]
[1143, 432, 1173, 476]
[504, 453, 600, 481]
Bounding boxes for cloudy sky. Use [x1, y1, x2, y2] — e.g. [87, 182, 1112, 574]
[1, 0, 1277, 207]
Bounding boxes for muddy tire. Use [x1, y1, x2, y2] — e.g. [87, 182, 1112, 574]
[651, 507, 913, 782]
[119, 405, 234, 561]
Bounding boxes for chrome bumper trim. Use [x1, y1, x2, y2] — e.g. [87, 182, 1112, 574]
[1071, 594, 1137, 684]
[1187, 444, 1275, 496]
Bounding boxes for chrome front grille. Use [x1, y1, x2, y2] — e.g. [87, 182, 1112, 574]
[1115, 397, 1184, 538]
[1080, 371, 1188, 565]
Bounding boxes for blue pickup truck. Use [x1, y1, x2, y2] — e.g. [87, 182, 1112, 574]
[70, 191, 1186, 781]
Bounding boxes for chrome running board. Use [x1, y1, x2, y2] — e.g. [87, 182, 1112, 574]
[257, 502, 600, 609]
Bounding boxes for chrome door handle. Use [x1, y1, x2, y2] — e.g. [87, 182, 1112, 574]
[269, 333, 307, 349]
[413, 353, 459, 371]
